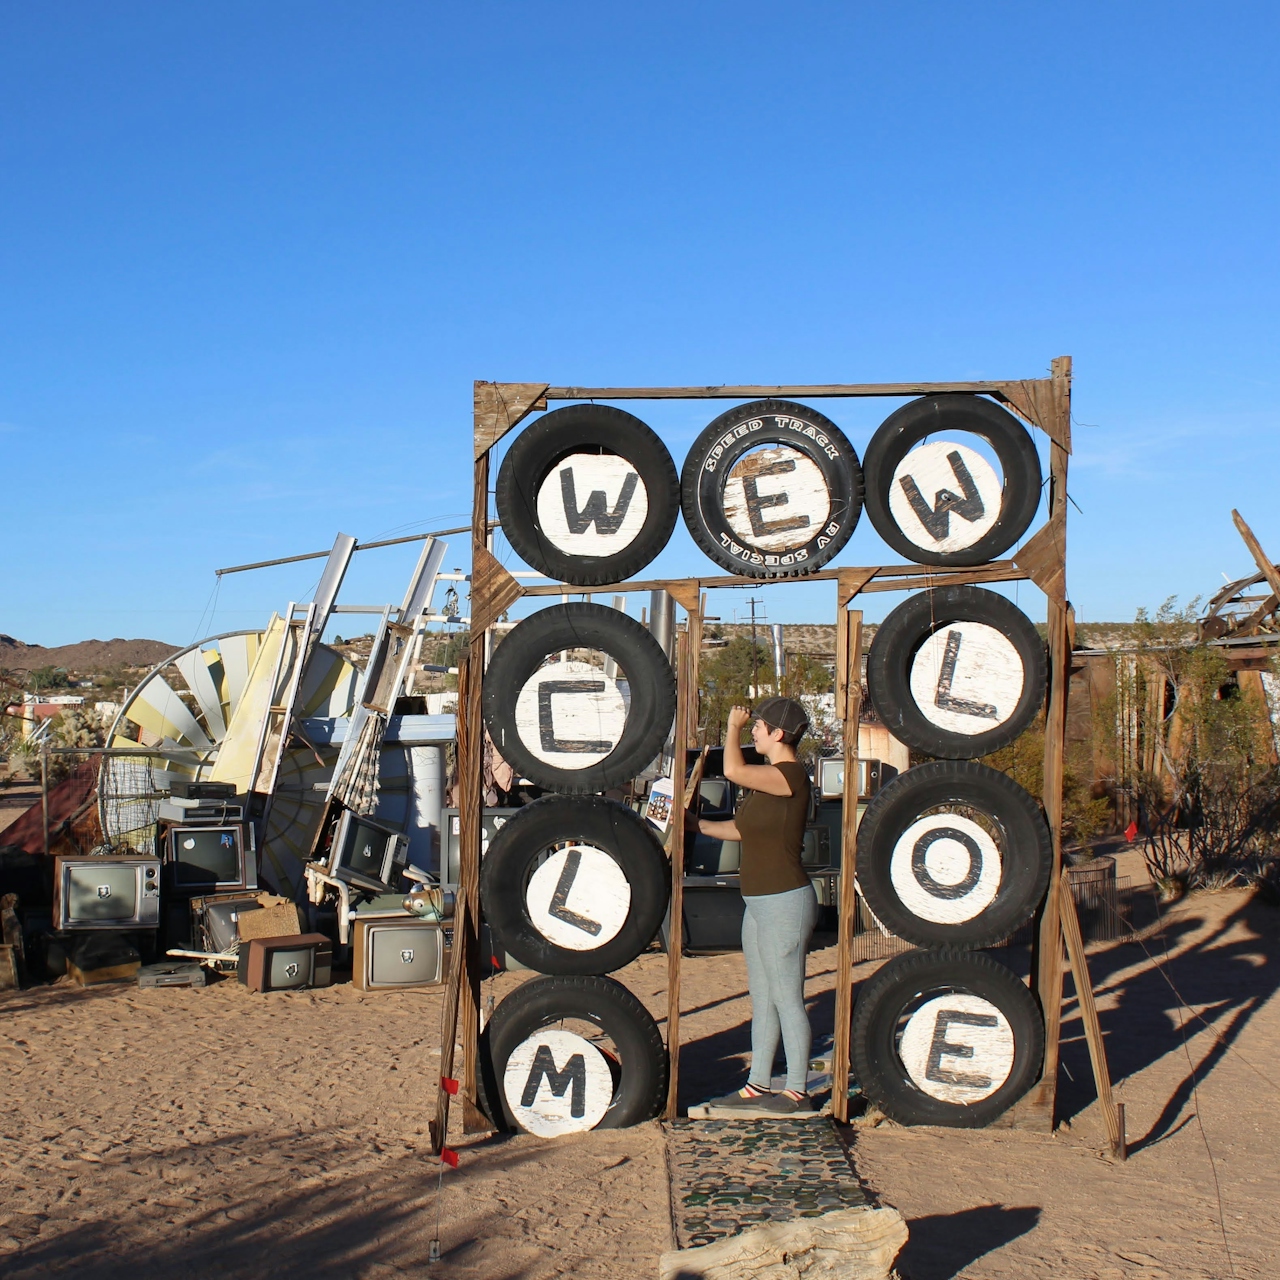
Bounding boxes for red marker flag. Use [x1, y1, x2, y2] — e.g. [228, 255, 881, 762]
[1124, 820, 1138, 842]
[440, 1146, 459, 1168]
[441, 1076, 460, 1095]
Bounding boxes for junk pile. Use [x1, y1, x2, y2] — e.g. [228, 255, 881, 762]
[0, 534, 462, 995]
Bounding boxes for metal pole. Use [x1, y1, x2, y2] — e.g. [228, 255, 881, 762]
[40, 747, 50, 857]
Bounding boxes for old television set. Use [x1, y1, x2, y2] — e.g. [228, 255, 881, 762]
[53, 856, 161, 931]
[696, 777, 735, 818]
[328, 811, 409, 893]
[352, 917, 447, 991]
[441, 807, 520, 886]
[190, 892, 264, 954]
[164, 824, 258, 893]
[238, 933, 332, 992]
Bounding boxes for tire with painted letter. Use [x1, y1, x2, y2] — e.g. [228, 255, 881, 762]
[477, 974, 668, 1134]
[863, 394, 1042, 567]
[851, 947, 1043, 1127]
[866, 586, 1047, 759]
[680, 399, 863, 577]
[855, 761, 1052, 947]
[483, 603, 677, 793]
[480, 795, 670, 974]
[495, 405, 680, 586]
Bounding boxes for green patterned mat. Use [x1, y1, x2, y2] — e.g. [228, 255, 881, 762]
[665, 1116, 869, 1249]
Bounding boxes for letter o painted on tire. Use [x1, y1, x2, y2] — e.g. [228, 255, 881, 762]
[855, 761, 1052, 947]
[680, 399, 863, 577]
[866, 586, 1047, 759]
[483, 603, 677, 793]
[851, 948, 1043, 1127]
[481, 795, 670, 974]
[496, 405, 680, 586]
[863, 395, 1042, 566]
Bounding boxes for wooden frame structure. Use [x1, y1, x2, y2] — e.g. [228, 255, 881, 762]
[433, 355, 1121, 1150]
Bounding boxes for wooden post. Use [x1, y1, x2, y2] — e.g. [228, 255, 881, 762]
[1058, 871, 1125, 1157]
[830, 608, 863, 1123]
[1024, 355, 1071, 1126]
[664, 627, 691, 1119]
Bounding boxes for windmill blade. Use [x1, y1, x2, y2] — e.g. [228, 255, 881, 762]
[217, 631, 261, 716]
[125, 675, 214, 752]
[175, 647, 227, 740]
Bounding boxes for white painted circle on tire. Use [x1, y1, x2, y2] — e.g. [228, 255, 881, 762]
[535, 453, 649, 557]
[514, 659, 630, 768]
[721, 445, 831, 553]
[889, 814, 1002, 924]
[897, 993, 1015, 1104]
[525, 845, 632, 950]
[888, 441, 1002, 554]
[908, 622, 1024, 736]
[503, 1027, 614, 1136]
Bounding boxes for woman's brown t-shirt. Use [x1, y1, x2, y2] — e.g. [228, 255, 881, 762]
[735, 760, 812, 897]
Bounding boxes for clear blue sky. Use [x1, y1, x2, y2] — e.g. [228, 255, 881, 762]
[3, 3, 1277, 648]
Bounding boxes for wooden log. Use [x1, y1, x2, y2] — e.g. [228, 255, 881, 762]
[664, 627, 692, 1120]
[658, 1205, 908, 1280]
[831, 609, 863, 1123]
[545, 378, 1049, 402]
[1231, 510, 1280, 602]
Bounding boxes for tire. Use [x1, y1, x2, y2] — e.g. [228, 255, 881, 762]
[495, 405, 680, 586]
[481, 795, 670, 975]
[866, 586, 1047, 759]
[484, 603, 677, 793]
[863, 395, 1041, 567]
[855, 762, 1051, 947]
[680, 399, 863, 578]
[851, 947, 1043, 1127]
[477, 974, 668, 1135]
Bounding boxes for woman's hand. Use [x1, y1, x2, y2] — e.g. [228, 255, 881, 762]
[726, 704, 752, 737]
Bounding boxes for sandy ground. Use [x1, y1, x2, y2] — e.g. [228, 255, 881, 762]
[1, 883, 1278, 1279]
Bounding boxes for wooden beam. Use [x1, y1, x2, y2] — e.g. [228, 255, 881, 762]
[664, 626, 694, 1119]
[1059, 870, 1124, 1156]
[1232, 510, 1280, 603]
[469, 545, 526, 635]
[1013, 515, 1067, 603]
[519, 559, 1028, 598]
[473, 381, 550, 458]
[666, 581, 702, 614]
[837, 566, 879, 609]
[544, 379, 1045, 402]
[830, 609, 863, 1123]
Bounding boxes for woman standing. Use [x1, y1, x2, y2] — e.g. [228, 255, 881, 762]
[697, 697, 818, 1115]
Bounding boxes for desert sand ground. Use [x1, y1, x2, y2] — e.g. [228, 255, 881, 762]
[1, 881, 1277, 1279]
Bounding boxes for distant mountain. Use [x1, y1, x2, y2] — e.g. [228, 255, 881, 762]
[0, 635, 178, 674]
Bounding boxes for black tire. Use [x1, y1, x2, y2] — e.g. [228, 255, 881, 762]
[496, 405, 680, 586]
[851, 947, 1043, 1127]
[481, 795, 670, 975]
[855, 761, 1051, 947]
[863, 395, 1041, 567]
[477, 974, 668, 1135]
[680, 399, 863, 578]
[866, 586, 1047, 759]
[484, 603, 677, 793]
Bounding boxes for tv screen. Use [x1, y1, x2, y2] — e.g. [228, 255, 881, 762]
[330, 812, 407, 891]
[698, 779, 731, 812]
[55, 857, 161, 930]
[168, 826, 244, 888]
[355, 921, 445, 990]
[268, 945, 314, 989]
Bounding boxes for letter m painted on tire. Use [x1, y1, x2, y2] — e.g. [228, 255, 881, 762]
[520, 1044, 588, 1118]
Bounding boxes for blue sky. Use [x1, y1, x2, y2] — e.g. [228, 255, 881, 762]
[2, 3, 1277, 647]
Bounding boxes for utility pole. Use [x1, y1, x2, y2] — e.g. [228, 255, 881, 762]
[746, 597, 765, 700]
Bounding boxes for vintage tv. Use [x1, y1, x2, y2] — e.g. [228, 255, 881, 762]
[441, 807, 520, 886]
[237, 932, 332, 992]
[164, 824, 258, 893]
[53, 856, 161, 931]
[352, 917, 447, 991]
[327, 811, 409, 893]
[190, 892, 264, 954]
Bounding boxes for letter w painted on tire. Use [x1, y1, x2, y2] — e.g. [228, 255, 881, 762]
[520, 1044, 588, 1118]
[899, 451, 985, 541]
[561, 468, 638, 536]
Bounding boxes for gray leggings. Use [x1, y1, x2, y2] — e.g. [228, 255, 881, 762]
[742, 884, 818, 1093]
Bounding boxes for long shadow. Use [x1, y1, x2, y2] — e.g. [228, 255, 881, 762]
[1, 1125, 600, 1280]
[1053, 894, 1280, 1134]
[895, 1204, 1041, 1280]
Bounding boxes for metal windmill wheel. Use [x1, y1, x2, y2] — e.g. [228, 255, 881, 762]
[99, 628, 359, 897]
